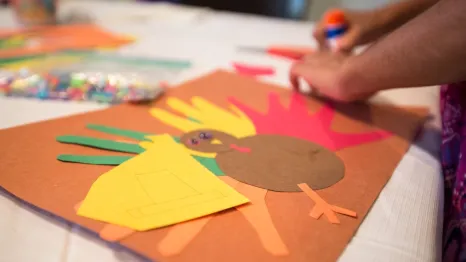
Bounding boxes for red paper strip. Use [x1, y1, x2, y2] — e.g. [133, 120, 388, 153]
[232, 62, 275, 77]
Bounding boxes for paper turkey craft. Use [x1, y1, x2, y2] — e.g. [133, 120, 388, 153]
[57, 91, 390, 255]
[0, 71, 427, 262]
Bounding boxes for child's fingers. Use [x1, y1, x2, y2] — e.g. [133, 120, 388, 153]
[312, 20, 325, 40]
[289, 62, 302, 91]
[335, 27, 361, 52]
[289, 62, 311, 92]
[312, 20, 328, 50]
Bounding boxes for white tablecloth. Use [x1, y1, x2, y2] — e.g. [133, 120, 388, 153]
[0, 1, 442, 261]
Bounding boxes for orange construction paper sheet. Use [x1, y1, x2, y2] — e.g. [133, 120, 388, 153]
[0, 24, 133, 58]
[0, 71, 428, 262]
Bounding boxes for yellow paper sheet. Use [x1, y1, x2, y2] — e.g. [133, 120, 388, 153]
[77, 134, 249, 231]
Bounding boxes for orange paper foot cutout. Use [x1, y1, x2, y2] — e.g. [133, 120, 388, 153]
[235, 182, 289, 256]
[99, 224, 135, 242]
[297, 183, 357, 224]
[156, 176, 240, 256]
[157, 215, 213, 256]
[74, 200, 135, 242]
[73, 201, 83, 212]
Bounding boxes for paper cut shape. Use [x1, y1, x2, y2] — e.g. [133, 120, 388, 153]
[157, 215, 213, 256]
[57, 124, 225, 175]
[77, 134, 248, 231]
[0, 24, 133, 59]
[57, 135, 145, 154]
[99, 224, 135, 242]
[151, 96, 256, 139]
[232, 180, 289, 255]
[86, 124, 150, 141]
[228, 92, 390, 151]
[58, 155, 132, 165]
[298, 183, 357, 224]
[180, 131, 344, 191]
[232, 62, 276, 77]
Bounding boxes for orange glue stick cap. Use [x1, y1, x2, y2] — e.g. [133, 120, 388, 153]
[324, 9, 346, 26]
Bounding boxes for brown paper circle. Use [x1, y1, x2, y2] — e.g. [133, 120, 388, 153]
[215, 134, 345, 192]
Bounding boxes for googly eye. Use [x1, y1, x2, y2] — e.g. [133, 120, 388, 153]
[190, 138, 199, 145]
[199, 132, 212, 140]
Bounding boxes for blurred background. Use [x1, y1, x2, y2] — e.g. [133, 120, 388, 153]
[180, 0, 394, 20]
[0, 0, 396, 21]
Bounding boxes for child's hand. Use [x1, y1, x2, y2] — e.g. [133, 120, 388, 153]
[289, 51, 374, 102]
[313, 9, 386, 52]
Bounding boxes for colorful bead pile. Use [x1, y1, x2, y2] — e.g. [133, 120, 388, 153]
[0, 68, 163, 104]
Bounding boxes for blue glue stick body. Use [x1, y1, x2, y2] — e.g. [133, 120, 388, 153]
[324, 10, 348, 51]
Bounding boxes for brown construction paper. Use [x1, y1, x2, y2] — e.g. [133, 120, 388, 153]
[180, 129, 345, 191]
[0, 70, 428, 262]
[214, 134, 346, 192]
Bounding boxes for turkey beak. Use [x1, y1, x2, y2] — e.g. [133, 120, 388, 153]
[211, 139, 222, 145]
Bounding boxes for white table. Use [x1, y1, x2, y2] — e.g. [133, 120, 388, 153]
[0, 1, 442, 261]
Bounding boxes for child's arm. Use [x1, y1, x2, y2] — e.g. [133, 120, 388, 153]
[313, 0, 438, 51]
[291, 0, 466, 102]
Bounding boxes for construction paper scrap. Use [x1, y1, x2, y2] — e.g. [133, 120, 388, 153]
[86, 124, 150, 141]
[77, 134, 249, 231]
[298, 183, 357, 224]
[57, 155, 132, 166]
[234, 183, 289, 256]
[157, 215, 213, 256]
[74, 200, 135, 241]
[57, 135, 145, 154]
[0, 24, 133, 58]
[187, 117, 201, 123]
[99, 224, 135, 242]
[151, 96, 256, 139]
[232, 62, 275, 77]
[331, 206, 358, 218]
[62, 130, 222, 175]
[228, 92, 391, 151]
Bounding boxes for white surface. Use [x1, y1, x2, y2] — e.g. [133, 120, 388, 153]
[0, 2, 442, 262]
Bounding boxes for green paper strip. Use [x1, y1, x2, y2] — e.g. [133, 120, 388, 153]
[193, 156, 224, 176]
[187, 116, 201, 124]
[86, 124, 151, 141]
[57, 135, 145, 154]
[58, 155, 132, 165]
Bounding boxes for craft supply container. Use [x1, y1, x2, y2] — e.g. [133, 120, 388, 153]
[13, 0, 58, 26]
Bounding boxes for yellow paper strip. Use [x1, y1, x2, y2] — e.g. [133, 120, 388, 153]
[77, 134, 249, 231]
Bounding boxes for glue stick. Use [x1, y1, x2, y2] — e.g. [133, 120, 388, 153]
[324, 9, 348, 51]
